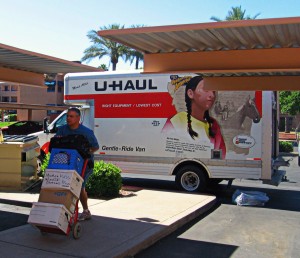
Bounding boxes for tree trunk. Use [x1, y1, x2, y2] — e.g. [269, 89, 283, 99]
[135, 57, 139, 69]
[285, 117, 289, 133]
[112, 62, 117, 71]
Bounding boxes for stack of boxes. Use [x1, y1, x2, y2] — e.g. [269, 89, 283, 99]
[28, 148, 84, 234]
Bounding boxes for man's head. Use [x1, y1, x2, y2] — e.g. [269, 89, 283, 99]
[67, 107, 81, 129]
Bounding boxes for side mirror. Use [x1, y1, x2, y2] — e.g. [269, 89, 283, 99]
[50, 124, 58, 133]
[43, 117, 49, 133]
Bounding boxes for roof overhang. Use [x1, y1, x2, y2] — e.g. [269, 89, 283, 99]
[98, 16, 300, 90]
[0, 43, 101, 86]
[0, 102, 67, 111]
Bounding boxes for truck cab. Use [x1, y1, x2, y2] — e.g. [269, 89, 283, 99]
[29, 107, 90, 169]
[29, 110, 68, 162]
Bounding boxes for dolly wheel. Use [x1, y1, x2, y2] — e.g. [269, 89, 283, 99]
[73, 222, 82, 239]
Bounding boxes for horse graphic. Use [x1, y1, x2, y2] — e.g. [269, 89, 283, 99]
[219, 96, 261, 129]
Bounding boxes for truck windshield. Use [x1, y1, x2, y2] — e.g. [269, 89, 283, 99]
[55, 113, 67, 129]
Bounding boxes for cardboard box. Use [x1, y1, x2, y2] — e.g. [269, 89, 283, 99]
[28, 202, 72, 234]
[42, 169, 83, 198]
[38, 189, 78, 213]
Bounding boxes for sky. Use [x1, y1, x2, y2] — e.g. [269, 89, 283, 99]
[0, 0, 299, 70]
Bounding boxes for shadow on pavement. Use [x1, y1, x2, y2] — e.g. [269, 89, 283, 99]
[0, 210, 28, 231]
[136, 201, 238, 258]
[136, 238, 238, 258]
[208, 184, 300, 212]
[122, 176, 300, 212]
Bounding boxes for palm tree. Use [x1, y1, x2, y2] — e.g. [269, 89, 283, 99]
[125, 48, 144, 70]
[124, 25, 145, 69]
[211, 6, 260, 21]
[99, 64, 108, 71]
[81, 24, 130, 71]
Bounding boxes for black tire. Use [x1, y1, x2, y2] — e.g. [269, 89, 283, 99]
[298, 156, 300, 167]
[175, 165, 207, 192]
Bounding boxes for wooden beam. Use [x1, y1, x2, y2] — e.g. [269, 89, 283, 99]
[0, 102, 67, 110]
[203, 76, 300, 91]
[0, 67, 45, 87]
[144, 48, 300, 73]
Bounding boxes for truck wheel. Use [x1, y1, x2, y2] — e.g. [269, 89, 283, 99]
[175, 165, 207, 192]
[298, 156, 300, 166]
[37, 156, 42, 175]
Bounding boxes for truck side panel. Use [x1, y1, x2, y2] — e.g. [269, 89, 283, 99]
[65, 72, 267, 180]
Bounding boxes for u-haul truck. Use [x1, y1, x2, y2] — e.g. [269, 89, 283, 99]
[36, 71, 288, 192]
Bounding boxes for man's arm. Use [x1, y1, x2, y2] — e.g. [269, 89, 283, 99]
[89, 146, 99, 153]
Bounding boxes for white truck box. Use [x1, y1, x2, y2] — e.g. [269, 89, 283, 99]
[33, 71, 288, 192]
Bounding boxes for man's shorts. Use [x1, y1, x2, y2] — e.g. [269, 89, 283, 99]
[82, 167, 93, 188]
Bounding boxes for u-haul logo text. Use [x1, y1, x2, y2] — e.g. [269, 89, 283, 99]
[95, 79, 158, 91]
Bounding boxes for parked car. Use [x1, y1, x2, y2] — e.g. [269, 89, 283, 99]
[1, 121, 43, 135]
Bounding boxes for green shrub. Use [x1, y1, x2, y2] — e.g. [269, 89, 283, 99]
[8, 114, 17, 122]
[40, 153, 50, 177]
[86, 161, 122, 198]
[279, 141, 293, 153]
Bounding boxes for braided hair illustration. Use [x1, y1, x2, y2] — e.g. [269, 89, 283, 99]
[185, 76, 216, 140]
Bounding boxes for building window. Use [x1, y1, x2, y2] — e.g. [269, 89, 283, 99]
[11, 97, 17, 103]
[47, 86, 55, 92]
[2, 96, 9, 102]
[46, 104, 63, 115]
[57, 81, 64, 87]
[11, 86, 18, 91]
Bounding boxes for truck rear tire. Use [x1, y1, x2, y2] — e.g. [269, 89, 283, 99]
[175, 165, 207, 192]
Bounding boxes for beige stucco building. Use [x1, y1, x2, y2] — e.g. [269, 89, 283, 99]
[0, 74, 65, 122]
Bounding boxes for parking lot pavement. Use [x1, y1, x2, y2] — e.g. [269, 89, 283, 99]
[136, 154, 300, 258]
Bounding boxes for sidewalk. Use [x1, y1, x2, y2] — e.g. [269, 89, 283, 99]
[0, 189, 216, 258]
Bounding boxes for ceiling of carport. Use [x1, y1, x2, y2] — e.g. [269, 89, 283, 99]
[98, 16, 300, 55]
[98, 16, 300, 90]
[0, 43, 100, 74]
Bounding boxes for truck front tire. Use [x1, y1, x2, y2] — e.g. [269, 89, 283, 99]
[175, 165, 207, 192]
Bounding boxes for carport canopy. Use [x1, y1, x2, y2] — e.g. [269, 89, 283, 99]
[0, 43, 101, 116]
[98, 16, 300, 91]
[0, 43, 100, 87]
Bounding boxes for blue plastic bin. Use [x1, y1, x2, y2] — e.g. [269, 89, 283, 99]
[47, 148, 84, 175]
